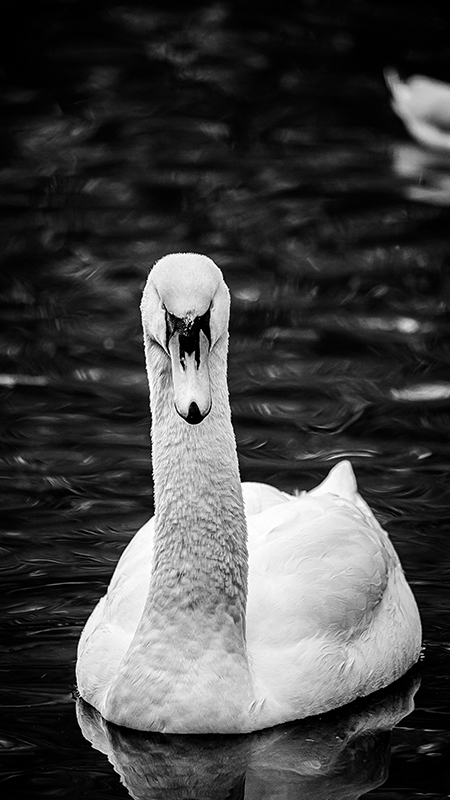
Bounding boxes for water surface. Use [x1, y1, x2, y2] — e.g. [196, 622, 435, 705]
[1, 2, 450, 798]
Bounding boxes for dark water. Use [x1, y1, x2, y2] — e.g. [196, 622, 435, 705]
[1, 1, 450, 797]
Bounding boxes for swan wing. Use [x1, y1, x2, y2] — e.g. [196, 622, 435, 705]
[245, 462, 420, 722]
[247, 500, 392, 646]
[242, 481, 292, 515]
[76, 518, 154, 703]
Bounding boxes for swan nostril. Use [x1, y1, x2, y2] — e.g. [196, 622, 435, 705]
[174, 400, 211, 425]
[186, 401, 203, 425]
[174, 401, 211, 424]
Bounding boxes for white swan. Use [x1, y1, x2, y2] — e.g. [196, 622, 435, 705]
[385, 68, 450, 151]
[76, 252, 422, 734]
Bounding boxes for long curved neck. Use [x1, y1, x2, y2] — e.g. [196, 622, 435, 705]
[102, 331, 254, 730]
[145, 334, 248, 629]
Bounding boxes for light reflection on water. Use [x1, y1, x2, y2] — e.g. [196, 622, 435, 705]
[1, 1, 450, 798]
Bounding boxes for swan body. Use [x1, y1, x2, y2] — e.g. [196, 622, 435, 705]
[76, 253, 421, 733]
[385, 68, 450, 151]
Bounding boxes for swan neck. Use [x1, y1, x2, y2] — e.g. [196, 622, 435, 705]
[146, 334, 248, 622]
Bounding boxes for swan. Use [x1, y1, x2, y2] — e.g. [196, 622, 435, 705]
[76, 252, 422, 734]
[385, 68, 450, 151]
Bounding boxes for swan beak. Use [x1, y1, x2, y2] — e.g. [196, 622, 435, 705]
[168, 320, 211, 425]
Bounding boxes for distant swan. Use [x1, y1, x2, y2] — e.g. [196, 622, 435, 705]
[385, 68, 450, 151]
[76, 252, 422, 733]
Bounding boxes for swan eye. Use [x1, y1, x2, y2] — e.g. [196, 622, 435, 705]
[198, 308, 211, 345]
[165, 309, 177, 346]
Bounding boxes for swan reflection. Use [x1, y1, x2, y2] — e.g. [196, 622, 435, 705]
[391, 142, 450, 205]
[77, 669, 419, 800]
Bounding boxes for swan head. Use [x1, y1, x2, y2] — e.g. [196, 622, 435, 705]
[141, 253, 230, 424]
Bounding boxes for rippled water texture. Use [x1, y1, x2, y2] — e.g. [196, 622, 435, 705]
[1, 1, 450, 798]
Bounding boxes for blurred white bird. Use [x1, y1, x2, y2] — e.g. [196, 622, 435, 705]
[385, 68, 450, 151]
